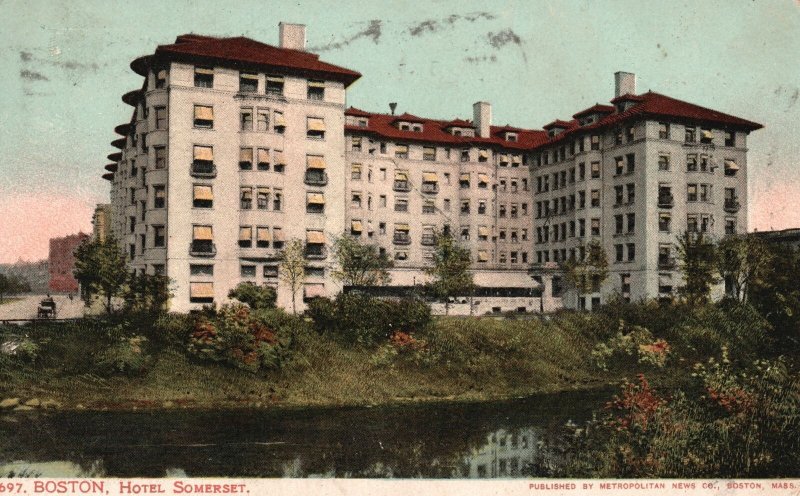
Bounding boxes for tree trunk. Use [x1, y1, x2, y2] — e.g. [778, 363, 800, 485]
[291, 290, 297, 315]
[106, 294, 112, 314]
[445, 300, 450, 316]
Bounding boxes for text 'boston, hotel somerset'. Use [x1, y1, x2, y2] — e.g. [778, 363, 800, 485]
[101, 23, 761, 313]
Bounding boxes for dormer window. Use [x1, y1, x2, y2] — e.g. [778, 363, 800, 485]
[358, 119, 368, 127]
[505, 132, 518, 142]
[453, 129, 462, 136]
[399, 123, 410, 131]
[412, 124, 423, 132]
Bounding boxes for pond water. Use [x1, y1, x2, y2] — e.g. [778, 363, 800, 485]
[0, 390, 608, 478]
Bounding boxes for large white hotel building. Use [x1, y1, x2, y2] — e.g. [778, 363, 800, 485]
[102, 24, 762, 313]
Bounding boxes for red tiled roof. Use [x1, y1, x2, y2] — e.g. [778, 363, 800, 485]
[344, 110, 548, 150]
[572, 104, 614, 119]
[102, 173, 114, 181]
[543, 119, 574, 130]
[390, 112, 428, 124]
[107, 152, 122, 162]
[345, 107, 372, 118]
[148, 34, 361, 87]
[610, 93, 645, 104]
[111, 138, 126, 149]
[534, 91, 762, 149]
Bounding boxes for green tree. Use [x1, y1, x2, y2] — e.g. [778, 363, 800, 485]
[73, 236, 129, 313]
[749, 241, 800, 346]
[279, 239, 307, 315]
[676, 231, 718, 306]
[425, 230, 474, 315]
[563, 240, 609, 309]
[716, 234, 773, 304]
[0, 274, 31, 302]
[228, 281, 277, 310]
[125, 273, 173, 313]
[331, 235, 392, 287]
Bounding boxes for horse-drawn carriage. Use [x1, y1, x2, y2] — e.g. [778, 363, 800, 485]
[37, 297, 57, 319]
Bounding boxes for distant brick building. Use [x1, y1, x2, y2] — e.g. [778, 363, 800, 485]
[48, 233, 89, 292]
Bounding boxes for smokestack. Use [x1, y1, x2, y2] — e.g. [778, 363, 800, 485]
[615, 71, 636, 97]
[389, 102, 397, 115]
[279, 22, 306, 51]
[473, 101, 492, 138]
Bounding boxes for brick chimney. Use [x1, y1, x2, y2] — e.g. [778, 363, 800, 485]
[614, 71, 636, 97]
[279, 22, 306, 51]
[473, 101, 492, 138]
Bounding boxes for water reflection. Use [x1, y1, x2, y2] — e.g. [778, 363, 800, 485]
[0, 390, 605, 478]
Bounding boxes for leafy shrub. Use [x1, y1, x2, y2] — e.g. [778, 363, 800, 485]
[228, 282, 277, 310]
[95, 335, 151, 376]
[306, 293, 431, 347]
[152, 313, 195, 346]
[590, 322, 670, 371]
[186, 304, 291, 372]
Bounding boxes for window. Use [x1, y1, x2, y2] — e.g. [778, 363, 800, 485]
[615, 128, 623, 145]
[699, 154, 709, 172]
[194, 67, 213, 88]
[422, 199, 435, 214]
[478, 174, 489, 189]
[239, 148, 253, 170]
[591, 189, 600, 208]
[154, 106, 167, 129]
[658, 122, 669, 139]
[191, 225, 214, 255]
[257, 188, 269, 210]
[153, 185, 165, 208]
[351, 163, 362, 180]
[154, 69, 167, 89]
[461, 149, 471, 162]
[395, 144, 409, 159]
[423, 146, 436, 161]
[615, 214, 624, 235]
[263, 265, 278, 278]
[257, 108, 269, 132]
[192, 184, 213, 208]
[510, 203, 518, 218]
[687, 184, 698, 202]
[725, 217, 737, 235]
[724, 159, 739, 176]
[394, 198, 408, 212]
[190, 264, 213, 276]
[700, 128, 713, 143]
[578, 163, 585, 181]
[154, 146, 166, 169]
[307, 80, 325, 100]
[307, 192, 325, 214]
[578, 191, 586, 209]
[460, 200, 470, 214]
[193, 105, 213, 129]
[273, 150, 286, 173]
[266, 75, 284, 96]
[351, 192, 362, 209]
[615, 156, 624, 176]
[591, 135, 600, 150]
[273, 111, 286, 133]
[626, 125, 635, 142]
[351, 137, 362, 152]
[591, 161, 600, 178]
[237, 226, 253, 248]
[240, 187, 253, 209]
[499, 204, 507, 218]
[273, 189, 283, 211]
[615, 244, 624, 262]
[687, 214, 699, 233]
[379, 195, 387, 208]
[700, 184, 710, 202]
[257, 148, 270, 170]
[627, 213, 636, 233]
[626, 183, 635, 204]
[478, 200, 487, 215]
[306, 117, 325, 139]
[615, 185, 624, 206]
[240, 107, 253, 131]
[394, 170, 410, 191]
[658, 154, 670, 171]
[241, 265, 256, 278]
[626, 153, 635, 174]
[659, 212, 671, 232]
[591, 218, 600, 236]
[725, 131, 735, 147]
[478, 149, 489, 162]
[239, 72, 258, 92]
[685, 126, 696, 143]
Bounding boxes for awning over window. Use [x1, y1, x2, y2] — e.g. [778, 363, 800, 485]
[307, 118, 326, 131]
[239, 226, 252, 241]
[190, 282, 214, 298]
[511, 154, 521, 164]
[499, 154, 509, 162]
[272, 228, 285, 242]
[274, 150, 286, 165]
[240, 148, 253, 162]
[479, 150, 489, 158]
[307, 193, 325, 205]
[308, 80, 325, 88]
[724, 159, 739, 171]
[194, 106, 213, 120]
[422, 172, 438, 182]
[395, 144, 409, 154]
[701, 130, 714, 140]
[306, 231, 325, 244]
[395, 223, 410, 231]
[478, 173, 490, 183]
[193, 185, 213, 201]
[478, 226, 490, 237]
[266, 76, 284, 82]
[395, 171, 408, 181]
[157, 69, 167, 79]
[304, 283, 325, 298]
[307, 156, 326, 169]
[240, 187, 253, 199]
[460, 173, 470, 182]
[194, 67, 214, 75]
[194, 145, 213, 161]
[257, 227, 271, 241]
[257, 148, 270, 164]
[193, 226, 213, 240]
[274, 112, 286, 127]
[351, 220, 363, 232]
[367, 222, 374, 233]
[477, 250, 489, 262]
[240, 72, 258, 80]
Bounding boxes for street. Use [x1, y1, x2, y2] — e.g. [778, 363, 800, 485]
[0, 294, 85, 321]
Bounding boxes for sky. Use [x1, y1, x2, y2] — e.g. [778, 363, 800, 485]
[0, 0, 798, 263]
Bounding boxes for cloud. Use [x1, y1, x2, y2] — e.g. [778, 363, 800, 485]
[408, 11, 496, 36]
[19, 49, 101, 72]
[20, 50, 33, 62]
[487, 29, 522, 49]
[311, 20, 382, 51]
[20, 69, 49, 81]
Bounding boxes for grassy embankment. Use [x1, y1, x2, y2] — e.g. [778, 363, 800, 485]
[0, 313, 636, 411]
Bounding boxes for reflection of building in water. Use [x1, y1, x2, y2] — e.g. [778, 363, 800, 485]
[464, 427, 540, 478]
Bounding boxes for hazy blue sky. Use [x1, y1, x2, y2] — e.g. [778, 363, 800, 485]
[1, 0, 799, 262]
